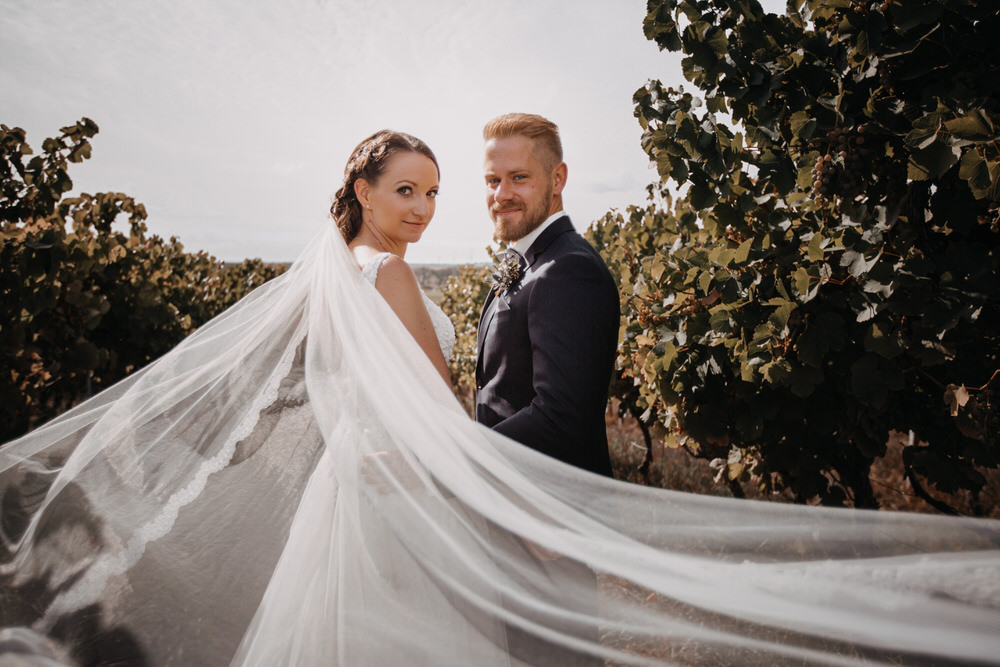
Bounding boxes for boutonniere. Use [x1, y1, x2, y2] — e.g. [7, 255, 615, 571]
[491, 250, 522, 295]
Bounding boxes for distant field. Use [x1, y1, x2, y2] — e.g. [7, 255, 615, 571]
[412, 264, 477, 304]
[251, 262, 474, 305]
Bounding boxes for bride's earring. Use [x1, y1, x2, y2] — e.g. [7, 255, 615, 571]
[354, 179, 373, 214]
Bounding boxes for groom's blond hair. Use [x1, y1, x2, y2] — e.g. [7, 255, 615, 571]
[483, 113, 563, 170]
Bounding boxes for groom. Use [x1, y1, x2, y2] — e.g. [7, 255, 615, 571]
[475, 113, 618, 664]
[476, 112, 619, 476]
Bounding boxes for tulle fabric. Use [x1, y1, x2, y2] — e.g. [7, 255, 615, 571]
[2, 224, 999, 666]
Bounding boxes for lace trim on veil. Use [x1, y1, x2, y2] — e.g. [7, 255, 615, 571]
[36, 323, 309, 630]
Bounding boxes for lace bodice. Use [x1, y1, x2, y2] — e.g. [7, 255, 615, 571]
[362, 252, 455, 362]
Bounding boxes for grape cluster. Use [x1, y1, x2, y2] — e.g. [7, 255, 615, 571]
[672, 296, 707, 317]
[810, 126, 871, 201]
[876, 58, 897, 93]
[849, 0, 890, 14]
[724, 227, 746, 245]
[637, 304, 657, 328]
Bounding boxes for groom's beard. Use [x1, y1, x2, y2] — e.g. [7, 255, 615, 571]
[490, 185, 553, 242]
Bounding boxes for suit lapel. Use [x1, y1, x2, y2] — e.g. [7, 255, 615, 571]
[479, 287, 496, 332]
[477, 288, 498, 373]
[524, 216, 573, 268]
[477, 217, 573, 374]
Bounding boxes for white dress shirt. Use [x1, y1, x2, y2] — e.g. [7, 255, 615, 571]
[510, 210, 566, 258]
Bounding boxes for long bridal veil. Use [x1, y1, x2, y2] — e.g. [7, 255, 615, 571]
[2, 223, 999, 666]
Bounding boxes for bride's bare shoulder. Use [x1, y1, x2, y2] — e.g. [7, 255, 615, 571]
[371, 254, 419, 292]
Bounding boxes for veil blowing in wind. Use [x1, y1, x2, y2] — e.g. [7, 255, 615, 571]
[1, 219, 999, 666]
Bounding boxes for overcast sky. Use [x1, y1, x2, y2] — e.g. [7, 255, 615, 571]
[1, 0, 780, 264]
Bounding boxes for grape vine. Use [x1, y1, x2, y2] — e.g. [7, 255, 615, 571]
[589, 0, 1000, 513]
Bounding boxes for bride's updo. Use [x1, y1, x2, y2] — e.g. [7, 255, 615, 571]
[331, 130, 439, 242]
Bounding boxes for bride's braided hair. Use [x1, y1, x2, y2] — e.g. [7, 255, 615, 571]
[331, 130, 438, 242]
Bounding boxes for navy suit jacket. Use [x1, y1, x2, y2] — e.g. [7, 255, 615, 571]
[475, 216, 620, 476]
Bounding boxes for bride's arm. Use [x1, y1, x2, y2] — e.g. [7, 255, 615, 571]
[372, 254, 452, 385]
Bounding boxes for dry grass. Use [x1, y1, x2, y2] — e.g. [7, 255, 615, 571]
[869, 431, 1000, 518]
[605, 406, 778, 502]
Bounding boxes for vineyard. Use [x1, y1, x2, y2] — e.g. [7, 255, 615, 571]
[0, 120, 285, 442]
[588, 0, 1000, 515]
[3, 0, 998, 517]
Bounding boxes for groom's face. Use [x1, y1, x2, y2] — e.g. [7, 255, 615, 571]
[483, 135, 561, 242]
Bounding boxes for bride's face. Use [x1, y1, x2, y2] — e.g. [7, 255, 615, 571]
[357, 152, 439, 245]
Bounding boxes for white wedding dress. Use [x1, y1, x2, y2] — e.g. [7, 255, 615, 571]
[2, 224, 1000, 667]
[231, 252, 501, 666]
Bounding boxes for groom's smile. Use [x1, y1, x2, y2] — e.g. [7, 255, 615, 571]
[492, 201, 525, 218]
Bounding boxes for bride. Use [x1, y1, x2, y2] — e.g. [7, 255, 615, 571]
[1, 130, 999, 667]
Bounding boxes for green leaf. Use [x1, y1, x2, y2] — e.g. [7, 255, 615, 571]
[797, 161, 816, 189]
[733, 237, 753, 264]
[768, 298, 797, 333]
[699, 270, 713, 293]
[713, 203, 742, 227]
[689, 184, 717, 210]
[959, 150, 991, 196]
[988, 161, 1000, 201]
[705, 27, 729, 56]
[907, 140, 962, 181]
[793, 266, 812, 296]
[796, 312, 845, 367]
[774, 276, 792, 301]
[650, 258, 668, 282]
[643, 8, 682, 51]
[855, 30, 871, 58]
[69, 142, 92, 163]
[864, 321, 903, 359]
[789, 364, 824, 397]
[850, 354, 902, 409]
[892, 2, 944, 32]
[762, 358, 793, 385]
[807, 233, 826, 261]
[789, 111, 817, 141]
[705, 242, 732, 266]
[660, 341, 678, 368]
[709, 306, 733, 332]
[64, 340, 102, 371]
[905, 115, 940, 151]
[706, 96, 727, 113]
[842, 248, 881, 278]
[945, 112, 994, 141]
